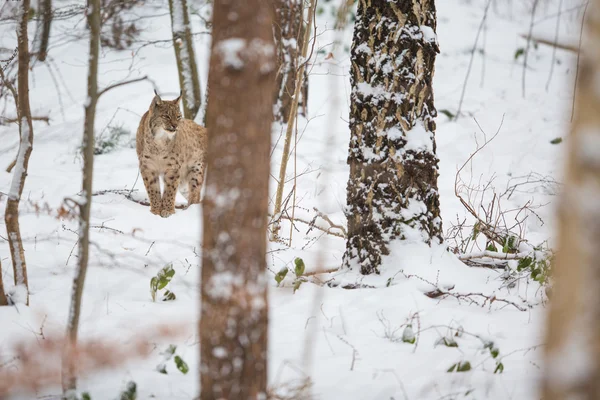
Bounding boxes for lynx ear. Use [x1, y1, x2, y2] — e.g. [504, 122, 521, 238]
[152, 89, 163, 107]
[174, 90, 182, 104]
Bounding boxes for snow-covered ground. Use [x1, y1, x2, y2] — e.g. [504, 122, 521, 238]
[0, 0, 583, 398]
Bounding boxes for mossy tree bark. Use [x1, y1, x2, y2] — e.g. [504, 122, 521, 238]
[168, 0, 201, 120]
[343, 0, 443, 275]
[543, 3, 600, 399]
[5, 0, 34, 304]
[199, 0, 275, 398]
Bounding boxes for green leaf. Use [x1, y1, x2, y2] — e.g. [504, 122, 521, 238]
[550, 137, 563, 145]
[439, 109, 455, 119]
[156, 363, 167, 374]
[402, 325, 416, 344]
[494, 362, 505, 374]
[119, 381, 137, 400]
[472, 223, 480, 241]
[486, 243, 498, 252]
[274, 267, 288, 286]
[174, 355, 189, 374]
[150, 277, 158, 302]
[157, 264, 175, 290]
[490, 346, 500, 359]
[293, 279, 304, 294]
[456, 361, 471, 372]
[163, 344, 177, 358]
[447, 363, 457, 372]
[162, 290, 176, 301]
[517, 257, 533, 271]
[441, 336, 458, 347]
[82, 393, 92, 400]
[294, 258, 306, 277]
[514, 48, 525, 60]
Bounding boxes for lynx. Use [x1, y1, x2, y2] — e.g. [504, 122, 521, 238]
[136, 91, 207, 217]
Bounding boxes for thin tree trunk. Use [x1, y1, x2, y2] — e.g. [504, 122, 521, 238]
[62, 0, 99, 396]
[343, 0, 443, 275]
[5, 0, 34, 305]
[0, 259, 7, 306]
[271, 0, 316, 240]
[33, 0, 53, 62]
[168, 0, 201, 120]
[200, 0, 275, 397]
[272, 0, 308, 121]
[542, 2, 600, 398]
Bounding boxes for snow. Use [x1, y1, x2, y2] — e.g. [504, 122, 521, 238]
[8, 118, 30, 200]
[0, 0, 578, 399]
[215, 38, 246, 70]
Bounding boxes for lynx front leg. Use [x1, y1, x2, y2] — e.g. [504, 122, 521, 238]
[187, 162, 205, 206]
[140, 164, 161, 215]
[160, 165, 182, 218]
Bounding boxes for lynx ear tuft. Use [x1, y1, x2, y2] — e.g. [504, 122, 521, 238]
[174, 90, 182, 104]
[153, 89, 163, 107]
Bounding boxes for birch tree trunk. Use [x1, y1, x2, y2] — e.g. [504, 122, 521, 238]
[542, 3, 600, 398]
[272, 0, 308, 121]
[62, 0, 100, 396]
[5, 0, 34, 305]
[199, 0, 275, 397]
[168, 0, 201, 120]
[342, 0, 443, 275]
[33, 0, 53, 62]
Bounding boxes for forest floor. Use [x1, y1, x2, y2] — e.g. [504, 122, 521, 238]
[0, 0, 581, 399]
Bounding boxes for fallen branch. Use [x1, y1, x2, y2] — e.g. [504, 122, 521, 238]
[424, 288, 528, 312]
[1, 115, 50, 125]
[459, 250, 532, 261]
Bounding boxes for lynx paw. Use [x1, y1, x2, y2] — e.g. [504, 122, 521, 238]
[150, 207, 161, 216]
[160, 208, 175, 218]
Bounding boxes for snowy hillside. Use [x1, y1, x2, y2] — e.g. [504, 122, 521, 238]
[0, 0, 582, 398]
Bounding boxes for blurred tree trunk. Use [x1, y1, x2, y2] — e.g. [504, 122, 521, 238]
[33, 0, 53, 61]
[542, 3, 600, 399]
[5, 0, 34, 305]
[343, 0, 443, 275]
[272, 0, 308, 121]
[168, 0, 201, 120]
[62, 0, 100, 396]
[0, 259, 7, 306]
[200, 0, 275, 398]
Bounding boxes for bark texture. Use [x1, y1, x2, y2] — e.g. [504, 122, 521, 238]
[169, 0, 201, 120]
[5, 0, 34, 304]
[272, 0, 308, 121]
[542, 4, 600, 399]
[199, 0, 275, 398]
[62, 0, 100, 396]
[0, 259, 7, 306]
[343, 0, 443, 275]
[34, 0, 53, 62]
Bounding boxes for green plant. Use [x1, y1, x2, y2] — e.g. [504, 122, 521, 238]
[119, 381, 137, 400]
[150, 263, 176, 302]
[274, 257, 308, 293]
[447, 361, 471, 372]
[156, 345, 189, 375]
[94, 124, 132, 155]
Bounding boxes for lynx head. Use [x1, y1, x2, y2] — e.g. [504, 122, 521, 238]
[149, 90, 183, 141]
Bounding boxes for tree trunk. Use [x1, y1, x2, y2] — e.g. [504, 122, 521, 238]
[272, 0, 308, 121]
[62, 0, 100, 396]
[33, 0, 53, 62]
[199, 0, 275, 398]
[5, 0, 34, 305]
[0, 259, 7, 306]
[342, 0, 443, 275]
[168, 0, 201, 120]
[542, 3, 600, 398]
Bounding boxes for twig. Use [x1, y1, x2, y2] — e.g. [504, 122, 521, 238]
[522, 0, 540, 98]
[455, 0, 492, 120]
[572, 1, 589, 122]
[546, 0, 563, 91]
[97, 76, 148, 98]
[424, 288, 528, 311]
